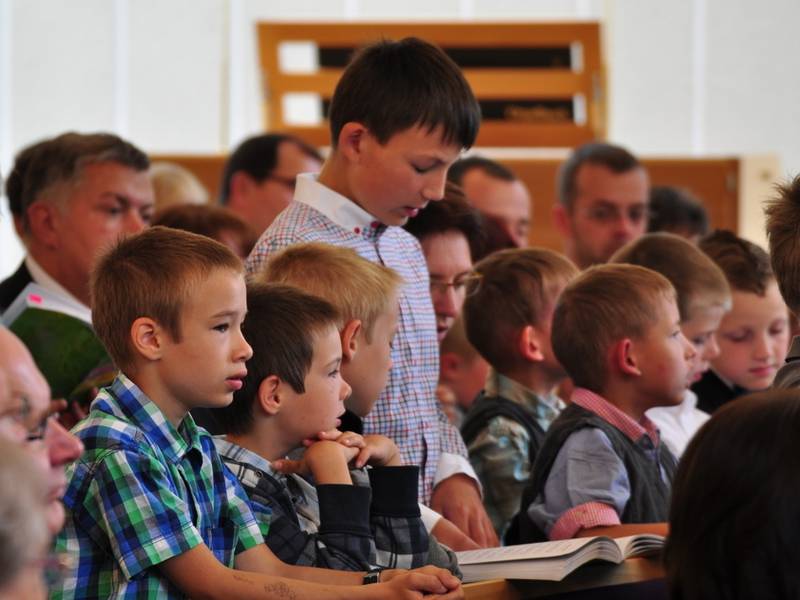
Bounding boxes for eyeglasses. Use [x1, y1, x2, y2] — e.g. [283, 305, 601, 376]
[430, 274, 480, 297]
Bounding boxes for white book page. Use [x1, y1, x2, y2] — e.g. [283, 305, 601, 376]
[614, 535, 665, 558]
[1, 282, 91, 325]
[457, 537, 598, 566]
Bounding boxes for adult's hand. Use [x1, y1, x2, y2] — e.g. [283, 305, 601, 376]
[430, 474, 499, 548]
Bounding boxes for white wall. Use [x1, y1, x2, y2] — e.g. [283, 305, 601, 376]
[2, 0, 799, 279]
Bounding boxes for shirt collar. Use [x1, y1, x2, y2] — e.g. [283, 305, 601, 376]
[294, 173, 388, 241]
[484, 368, 565, 421]
[91, 373, 203, 462]
[25, 254, 89, 311]
[571, 387, 660, 446]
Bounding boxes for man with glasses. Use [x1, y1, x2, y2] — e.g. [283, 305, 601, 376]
[404, 183, 485, 343]
[220, 133, 323, 238]
[0, 326, 83, 535]
[553, 142, 650, 269]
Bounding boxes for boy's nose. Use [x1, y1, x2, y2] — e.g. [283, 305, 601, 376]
[704, 334, 721, 361]
[237, 329, 254, 361]
[422, 172, 447, 202]
[340, 379, 352, 402]
[682, 333, 697, 361]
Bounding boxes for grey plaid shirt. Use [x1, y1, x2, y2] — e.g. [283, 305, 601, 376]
[215, 438, 447, 571]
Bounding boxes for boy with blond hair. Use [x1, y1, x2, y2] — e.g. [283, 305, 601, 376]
[516, 264, 696, 542]
[214, 282, 458, 575]
[458, 248, 578, 540]
[691, 230, 789, 412]
[52, 227, 461, 599]
[246, 37, 496, 547]
[766, 175, 800, 389]
[611, 232, 731, 457]
[257, 242, 473, 551]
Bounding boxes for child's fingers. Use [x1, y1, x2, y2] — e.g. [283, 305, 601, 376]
[354, 446, 374, 468]
[316, 428, 342, 440]
[337, 431, 365, 448]
[272, 458, 307, 475]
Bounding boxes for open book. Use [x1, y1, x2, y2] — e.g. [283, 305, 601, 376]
[2, 283, 115, 404]
[456, 534, 664, 583]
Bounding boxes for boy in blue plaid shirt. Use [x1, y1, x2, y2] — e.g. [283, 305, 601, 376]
[52, 227, 462, 599]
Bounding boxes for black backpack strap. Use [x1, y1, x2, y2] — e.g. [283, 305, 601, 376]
[461, 394, 542, 447]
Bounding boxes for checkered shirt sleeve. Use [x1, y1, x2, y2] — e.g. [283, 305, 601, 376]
[51, 377, 263, 599]
[247, 202, 468, 502]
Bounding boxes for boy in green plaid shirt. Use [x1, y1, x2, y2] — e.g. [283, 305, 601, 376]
[52, 227, 462, 599]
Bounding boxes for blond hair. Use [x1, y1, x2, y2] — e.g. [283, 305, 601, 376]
[91, 226, 243, 370]
[765, 175, 800, 314]
[553, 264, 676, 392]
[258, 243, 403, 342]
[463, 248, 578, 372]
[611, 232, 731, 321]
[149, 161, 209, 211]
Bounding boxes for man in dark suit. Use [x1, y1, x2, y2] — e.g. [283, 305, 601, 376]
[0, 132, 154, 312]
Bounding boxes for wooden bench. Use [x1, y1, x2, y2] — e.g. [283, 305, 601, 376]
[256, 22, 605, 148]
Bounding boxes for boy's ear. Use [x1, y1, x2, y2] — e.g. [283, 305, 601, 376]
[257, 375, 283, 416]
[340, 319, 362, 362]
[337, 122, 368, 163]
[439, 352, 462, 380]
[518, 325, 545, 363]
[613, 338, 642, 377]
[130, 317, 167, 361]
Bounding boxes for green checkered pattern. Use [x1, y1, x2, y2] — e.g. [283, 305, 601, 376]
[51, 374, 263, 599]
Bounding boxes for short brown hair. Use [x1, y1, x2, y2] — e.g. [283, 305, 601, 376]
[19, 131, 149, 229]
[440, 317, 480, 362]
[552, 264, 676, 392]
[765, 175, 800, 313]
[611, 232, 731, 321]
[328, 37, 480, 149]
[403, 182, 485, 260]
[463, 248, 578, 372]
[699, 230, 773, 296]
[214, 283, 340, 436]
[91, 226, 243, 370]
[152, 203, 257, 258]
[557, 142, 642, 211]
[258, 243, 402, 342]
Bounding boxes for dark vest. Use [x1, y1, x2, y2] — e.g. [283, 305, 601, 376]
[461, 392, 546, 459]
[511, 403, 677, 544]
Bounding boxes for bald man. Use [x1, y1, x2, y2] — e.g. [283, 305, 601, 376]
[0, 327, 83, 533]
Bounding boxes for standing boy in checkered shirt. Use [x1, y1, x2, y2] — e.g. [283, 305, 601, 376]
[52, 227, 462, 599]
[246, 37, 497, 548]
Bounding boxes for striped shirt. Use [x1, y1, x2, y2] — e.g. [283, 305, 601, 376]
[52, 374, 263, 599]
[246, 174, 475, 503]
